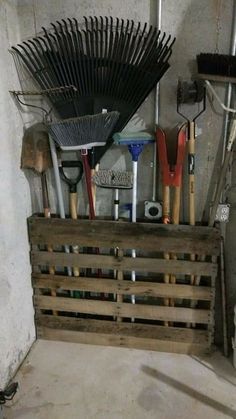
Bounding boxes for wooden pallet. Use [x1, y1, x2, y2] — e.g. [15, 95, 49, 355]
[28, 216, 220, 355]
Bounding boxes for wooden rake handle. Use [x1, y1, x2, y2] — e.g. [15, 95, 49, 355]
[188, 121, 195, 226]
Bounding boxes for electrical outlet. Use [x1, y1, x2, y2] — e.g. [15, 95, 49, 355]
[215, 204, 230, 222]
[144, 201, 162, 220]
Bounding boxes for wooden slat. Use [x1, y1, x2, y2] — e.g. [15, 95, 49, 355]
[32, 274, 213, 300]
[28, 217, 220, 255]
[36, 315, 209, 343]
[37, 327, 210, 354]
[31, 251, 217, 276]
[34, 295, 211, 323]
[36, 316, 210, 354]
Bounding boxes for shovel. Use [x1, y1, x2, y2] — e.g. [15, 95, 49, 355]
[21, 123, 57, 313]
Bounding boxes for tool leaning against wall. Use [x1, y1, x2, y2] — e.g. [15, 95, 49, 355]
[11, 88, 78, 308]
[113, 132, 154, 322]
[59, 158, 83, 297]
[47, 111, 120, 298]
[197, 50, 236, 356]
[177, 79, 206, 327]
[156, 124, 186, 326]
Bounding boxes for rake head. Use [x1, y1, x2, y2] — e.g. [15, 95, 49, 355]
[11, 16, 175, 164]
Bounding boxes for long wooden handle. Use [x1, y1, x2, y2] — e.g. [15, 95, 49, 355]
[70, 192, 78, 220]
[170, 186, 181, 310]
[189, 121, 195, 226]
[91, 168, 96, 209]
[162, 185, 170, 326]
[70, 192, 80, 277]
[163, 185, 170, 224]
[172, 186, 181, 225]
[188, 122, 197, 327]
[41, 173, 57, 314]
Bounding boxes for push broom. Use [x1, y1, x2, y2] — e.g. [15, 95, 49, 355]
[93, 169, 133, 220]
[47, 111, 120, 220]
[113, 132, 154, 321]
[93, 168, 133, 311]
[47, 111, 120, 298]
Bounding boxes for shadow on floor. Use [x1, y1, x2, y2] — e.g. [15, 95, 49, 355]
[141, 365, 236, 419]
[191, 354, 236, 387]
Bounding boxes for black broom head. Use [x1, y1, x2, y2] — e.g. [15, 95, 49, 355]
[47, 111, 120, 150]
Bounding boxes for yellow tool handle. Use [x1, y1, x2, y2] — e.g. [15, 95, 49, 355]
[188, 122, 197, 327]
[163, 185, 170, 224]
[172, 186, 181, 225]
[44, 209, 57, 313]
[70, 192, 78, 221]
[91, 168, 96, 209]
[188, 121, 195, 226]
[170, 187, 181, 313]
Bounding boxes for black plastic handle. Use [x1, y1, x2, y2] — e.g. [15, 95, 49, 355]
[59, 160, 83, 193]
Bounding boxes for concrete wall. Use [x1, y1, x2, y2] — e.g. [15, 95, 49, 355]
[0, 1, 35, 388]
[15, 0, 233, 222]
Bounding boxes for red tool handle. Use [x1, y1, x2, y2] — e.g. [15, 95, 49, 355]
[156, 125, 186, 187]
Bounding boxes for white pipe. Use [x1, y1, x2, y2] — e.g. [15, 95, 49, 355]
[49, 135, 66, 218]
[49, 135, 72, 277]
[222, 1, 236, 162]
[155, 0, 162, 125]
[131, 160, 137, 309]
[205, 80, 236, 113]
[132, 160, 137, 223]
[152, 0, 162, 202]
[114, 188, 119, 221]
[113, 189, 119, 306]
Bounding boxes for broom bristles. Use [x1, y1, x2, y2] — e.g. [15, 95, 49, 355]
[93, 169, 133, 189]
[47, 111, 120, 150]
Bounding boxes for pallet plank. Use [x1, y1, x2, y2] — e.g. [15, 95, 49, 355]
[32, 274, 213, 300]
[36, 315, 209, 343]
[28, 217, 220, 255]
[34, 295, 211, 323]
[29, 217, 217, 354]
[31, 251, 217, 276]
[37, 327, 209, 354]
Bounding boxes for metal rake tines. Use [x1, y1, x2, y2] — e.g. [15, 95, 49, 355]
[10, 16, 175, 163]
[47, 111, 120, 150]
[10, 16, 175, 100]
[10, 45, 78, 102]
[93, 169, 133, 188]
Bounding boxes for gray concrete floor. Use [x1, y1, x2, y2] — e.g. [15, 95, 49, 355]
[4, 340, 236, 419]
